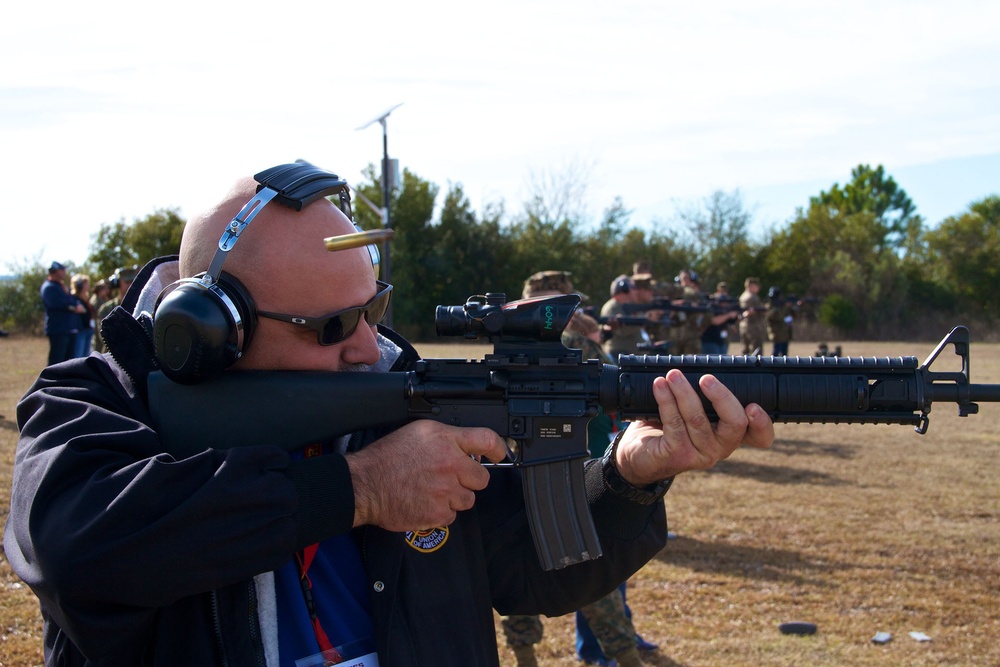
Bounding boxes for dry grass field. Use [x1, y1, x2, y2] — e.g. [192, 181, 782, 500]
[2, 333, 998, 666]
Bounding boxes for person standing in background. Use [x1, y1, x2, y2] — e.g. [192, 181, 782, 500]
[70, 274, 95, 358]
[766, 286, 798, 356]
[89, 280, 111, 353]
[670, 270, 707, 355]
[738, 277, 766, 355]
[701, 281, 740, 355]
[40, 261, 85, 365]
[502, 272, 651, 667]
[601, 275, 644, 360]
[94, 266, 138, 354]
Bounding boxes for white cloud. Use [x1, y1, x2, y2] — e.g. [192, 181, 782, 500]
[2, 0, 999, 269]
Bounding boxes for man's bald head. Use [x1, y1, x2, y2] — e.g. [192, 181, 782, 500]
[179, 177, 259, 279]
[178, 176, 369, 310]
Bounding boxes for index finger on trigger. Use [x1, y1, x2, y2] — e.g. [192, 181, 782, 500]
[456, 427, 509, 464]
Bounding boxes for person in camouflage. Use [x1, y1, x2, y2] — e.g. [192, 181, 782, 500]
[93, 265, 138, 354]
[738, 276, 767, 355]
[500, 272, 649, 667]
[560, 309, 622, 459]
[628, 273, 670, 354]
[701, 281, 740, 355]
[500, 614, 545, 667]
[669, 269, 708, 355]
[600, 274, 645, 360]
[765, 286, 798, 356]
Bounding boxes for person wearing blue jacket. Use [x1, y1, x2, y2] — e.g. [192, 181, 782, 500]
[40, 261, 85, 365]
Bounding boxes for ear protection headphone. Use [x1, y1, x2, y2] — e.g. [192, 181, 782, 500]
[152, 160, 375, 384]
[108, 265, 139, 289]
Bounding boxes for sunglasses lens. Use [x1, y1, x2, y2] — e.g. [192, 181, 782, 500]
[320, 313, 349, 345]
[367, 289, 391, 325]
[314, 285, 393, 346]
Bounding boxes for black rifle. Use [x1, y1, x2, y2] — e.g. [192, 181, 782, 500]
[148, 292, 1000, 571]
[580, 309, 675, 329]
[621, 300, 712, 316]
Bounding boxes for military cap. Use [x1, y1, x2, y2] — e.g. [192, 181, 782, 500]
[631, 273, 654, 290]
[522, 270, 588, 300]
[632, 260, 652, 276]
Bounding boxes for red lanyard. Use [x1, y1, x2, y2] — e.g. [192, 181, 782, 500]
[296, 443, 343, 663]
[295, 545, 342, 662]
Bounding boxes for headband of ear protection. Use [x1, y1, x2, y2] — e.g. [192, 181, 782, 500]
[152, 160, 360, 384]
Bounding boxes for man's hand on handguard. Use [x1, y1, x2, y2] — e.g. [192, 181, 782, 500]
[613, 369, 774, 487]
[348, 421, 508, 531]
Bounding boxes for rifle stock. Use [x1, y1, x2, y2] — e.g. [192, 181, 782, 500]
[148, 292, 1000, 571]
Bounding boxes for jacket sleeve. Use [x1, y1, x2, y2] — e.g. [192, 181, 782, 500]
[477, 458, 668, 617]
[3, 356, 354, 658]
[41, 281, 76, 310]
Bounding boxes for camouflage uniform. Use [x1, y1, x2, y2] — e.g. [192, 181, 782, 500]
[673, 278, 707, 355]
[562, 312, 622, 458]
[502, 273, 644, 667]
[601, 275, 645, 360]
[654, 270, 705, 356]
[500, 591, 641, 667]
[738, 277, 766, 355]
[766, 288, 797, 356]
[94, 266, 138, 354]
[521, 270, 588, 301]
[562, 312, 610, 363]
[630, 273, 669, 352]
[767, 304, 794, 339]
[500, 613, 543, 661]
[577, 591, 642, 665]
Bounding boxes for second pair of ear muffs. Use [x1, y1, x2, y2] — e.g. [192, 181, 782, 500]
[153, 160, 355, 385]
[610, 276, 632, 296]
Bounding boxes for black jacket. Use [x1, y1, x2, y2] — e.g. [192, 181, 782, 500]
[4, 257, 668, 666]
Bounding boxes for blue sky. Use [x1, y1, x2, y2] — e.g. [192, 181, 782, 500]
[2, 0, 998, 272]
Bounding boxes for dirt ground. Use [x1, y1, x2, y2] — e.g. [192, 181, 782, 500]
[2, 334, 997, 666]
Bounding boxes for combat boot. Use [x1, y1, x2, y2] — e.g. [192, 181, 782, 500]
[512, 644, 538, 667]
[609, 645, 642, 667]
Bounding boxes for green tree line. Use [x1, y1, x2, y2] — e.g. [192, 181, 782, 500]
[2, 165, 997, 342]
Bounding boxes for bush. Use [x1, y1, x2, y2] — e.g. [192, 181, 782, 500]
[0, 266, 47, 334]
[818, 293, 859, 333]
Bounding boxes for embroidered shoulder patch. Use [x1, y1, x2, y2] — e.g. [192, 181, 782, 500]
[405, 527, 449, 553]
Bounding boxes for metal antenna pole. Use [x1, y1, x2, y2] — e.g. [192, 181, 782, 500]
[357, 103, 403, 327]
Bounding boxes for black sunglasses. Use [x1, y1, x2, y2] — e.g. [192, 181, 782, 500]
[257, 281, 393, 346]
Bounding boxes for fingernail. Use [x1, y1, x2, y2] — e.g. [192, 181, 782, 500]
[701, 375, 717, 389]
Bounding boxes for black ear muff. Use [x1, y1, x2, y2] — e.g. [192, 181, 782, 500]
[153, 272, 257, 384]
[152, 161, 350, 384]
